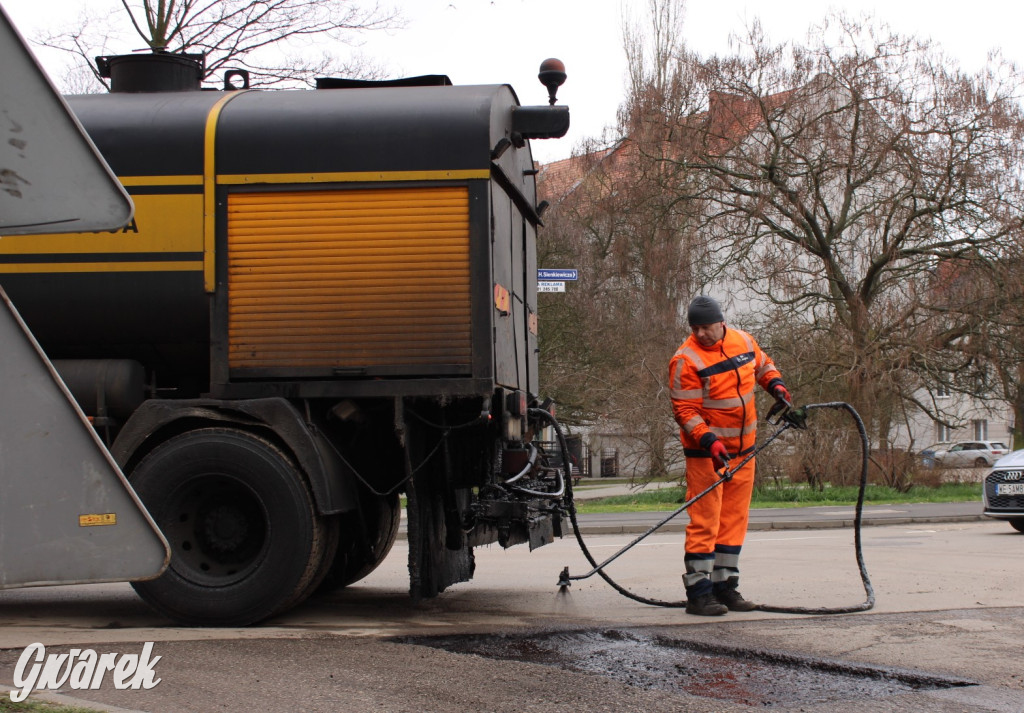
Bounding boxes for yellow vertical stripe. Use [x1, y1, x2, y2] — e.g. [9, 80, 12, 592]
[204, 90, 250, 292]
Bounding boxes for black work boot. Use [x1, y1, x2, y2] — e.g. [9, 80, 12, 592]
[685, 592, 728, 616]
[713, 577, 757, 612]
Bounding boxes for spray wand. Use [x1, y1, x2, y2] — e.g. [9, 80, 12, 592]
[556, 400, 803, 594]
[555, 400, 874, 615]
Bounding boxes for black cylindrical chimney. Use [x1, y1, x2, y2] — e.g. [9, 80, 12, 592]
[96, 53, 204, 93]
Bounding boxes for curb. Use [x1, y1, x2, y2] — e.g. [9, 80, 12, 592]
[395, 510, 987, 539]
[1, 684, 147, 712]
[570, 513, 987, 536]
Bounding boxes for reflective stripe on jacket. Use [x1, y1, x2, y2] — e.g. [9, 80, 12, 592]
[668, 327, 782, 456]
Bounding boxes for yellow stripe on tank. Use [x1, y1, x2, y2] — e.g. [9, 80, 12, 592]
[217, 169, 489, 185]
[0, 261, 202, 273]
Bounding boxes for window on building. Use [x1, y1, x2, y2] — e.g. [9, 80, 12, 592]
[973, 419, 988, 440]
[936, 384, 951, 398]
[936, 422, 951, 442]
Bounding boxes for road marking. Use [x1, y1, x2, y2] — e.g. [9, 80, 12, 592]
[585, 533, 850, 548]
[747, 534, 844, 542]
[815, 508, 908, 516]
[585, 541, 678, 549]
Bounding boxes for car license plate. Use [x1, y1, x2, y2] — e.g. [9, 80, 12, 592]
[996, 483, 1024, 495]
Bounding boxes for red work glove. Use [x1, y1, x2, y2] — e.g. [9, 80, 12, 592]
[709, 440, 730, 470]
[772, 384, 791, 406]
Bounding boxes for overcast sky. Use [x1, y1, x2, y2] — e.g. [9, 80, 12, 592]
[4, 0, 1023, 164]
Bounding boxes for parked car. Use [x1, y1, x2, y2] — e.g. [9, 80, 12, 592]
[918, 442, 950, 468]
[920, 440, 1009, 468]
[982, 450, 1024, 533]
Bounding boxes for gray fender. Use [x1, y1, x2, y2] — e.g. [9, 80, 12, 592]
[112, 398, 358, 515]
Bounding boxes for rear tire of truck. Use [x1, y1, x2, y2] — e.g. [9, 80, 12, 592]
[129, 428, 329, 626]
[316, 491, 401, 593]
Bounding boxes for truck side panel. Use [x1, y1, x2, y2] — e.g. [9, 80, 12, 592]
[524, 219, 539, 397]
[492, 183, 517, 387]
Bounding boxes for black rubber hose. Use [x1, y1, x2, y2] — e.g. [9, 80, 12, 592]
[756, 401, 875, 614]
[549, 401, 875, 614]
[532, 407, 688, 607]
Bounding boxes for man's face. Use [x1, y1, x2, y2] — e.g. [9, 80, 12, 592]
[691, 321, 726, 347]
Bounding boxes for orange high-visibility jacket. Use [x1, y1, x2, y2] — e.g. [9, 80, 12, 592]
[669, 328, 782, 457]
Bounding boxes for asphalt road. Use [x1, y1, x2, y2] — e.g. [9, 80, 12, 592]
[1, 510, 1023, 713]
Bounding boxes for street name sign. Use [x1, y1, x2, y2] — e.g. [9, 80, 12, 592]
[538, 269, 578, 281]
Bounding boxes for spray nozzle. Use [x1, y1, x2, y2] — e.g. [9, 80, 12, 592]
[767, 400, 808, 429]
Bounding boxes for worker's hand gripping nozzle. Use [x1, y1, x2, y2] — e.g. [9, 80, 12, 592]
[766, 399, 808, 430]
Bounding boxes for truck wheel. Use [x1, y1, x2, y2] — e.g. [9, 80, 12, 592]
[317, 491, 401, 593]
[129, 428, 329, 626]
[1010, 518, 1024, 533]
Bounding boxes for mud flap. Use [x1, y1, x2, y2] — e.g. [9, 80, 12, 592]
[399, 400, 474, 600]
[406, 473, 475, 600]
[528, 509, 561, 550]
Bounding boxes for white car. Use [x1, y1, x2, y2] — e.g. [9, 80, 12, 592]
[921, 440, 1009, 468]
[983, 449, 1024, 533]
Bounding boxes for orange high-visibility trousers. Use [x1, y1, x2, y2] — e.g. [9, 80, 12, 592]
[684, 453, 755, 554]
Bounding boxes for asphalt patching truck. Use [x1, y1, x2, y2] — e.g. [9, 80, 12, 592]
[0, 52, 571, 626]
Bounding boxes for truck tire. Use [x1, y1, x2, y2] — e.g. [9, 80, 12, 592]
[128, 428, 330, 626]
[317, 491, 401, 593]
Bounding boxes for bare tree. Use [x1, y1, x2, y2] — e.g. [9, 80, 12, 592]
[921, 247, 1024, 449]
[539, 139, 702, 480]
[659, 14, 1024, 453]
[538, 0, 705, 481]
[36, 0, 399, 90]
[542, 7, 1024, 483]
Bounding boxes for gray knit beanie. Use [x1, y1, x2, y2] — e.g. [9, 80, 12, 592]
[687, 296, 725, 326]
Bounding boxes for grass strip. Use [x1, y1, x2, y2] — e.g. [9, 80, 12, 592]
[572, 482, 982, 514]
[1, 695, 106, 712]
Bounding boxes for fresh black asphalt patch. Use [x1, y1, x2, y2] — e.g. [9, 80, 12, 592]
[399, 628, 977, 708]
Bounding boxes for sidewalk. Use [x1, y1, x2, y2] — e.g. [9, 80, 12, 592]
[564, 477, 986, 534]
[571, 478, 680, 501]
[395, 476, 985, 537]
[572, 501, 985, 535]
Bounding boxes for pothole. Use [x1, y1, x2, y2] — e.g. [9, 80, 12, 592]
[400, 629, 976, 707]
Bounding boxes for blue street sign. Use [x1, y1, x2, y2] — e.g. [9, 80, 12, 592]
[538, 269, 578, 281]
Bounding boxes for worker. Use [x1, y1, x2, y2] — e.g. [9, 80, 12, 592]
[668, 296, 790, 616]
